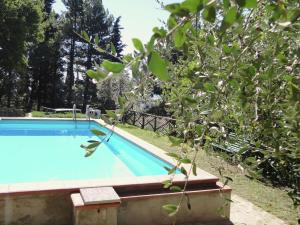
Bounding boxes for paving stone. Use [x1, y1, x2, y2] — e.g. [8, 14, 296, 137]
[80, 187, 120, 205]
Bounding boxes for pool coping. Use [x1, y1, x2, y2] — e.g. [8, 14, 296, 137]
[0, 117, 220, 196]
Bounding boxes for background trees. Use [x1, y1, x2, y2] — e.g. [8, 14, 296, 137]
[0, 0, 125, 111]
[0, 0, 43, 107]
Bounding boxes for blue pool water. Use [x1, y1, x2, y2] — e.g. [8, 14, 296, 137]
[0, 120, 170, 184]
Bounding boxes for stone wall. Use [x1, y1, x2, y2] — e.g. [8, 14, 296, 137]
[0, 193, 73, 225]
[0, 190, 230, 225]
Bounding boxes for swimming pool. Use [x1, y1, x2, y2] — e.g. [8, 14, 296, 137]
[0, 119, 172, 184]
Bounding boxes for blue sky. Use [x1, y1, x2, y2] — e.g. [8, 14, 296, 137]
[53, 0, 179, 53]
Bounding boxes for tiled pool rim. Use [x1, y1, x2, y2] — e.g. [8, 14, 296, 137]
[0, 117, 225, 196]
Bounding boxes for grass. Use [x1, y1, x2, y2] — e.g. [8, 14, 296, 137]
[31, 111, 86, 118]
[118, 123, 300, 225]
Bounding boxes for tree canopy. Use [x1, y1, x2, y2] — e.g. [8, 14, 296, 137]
[0, 0, 125, 110]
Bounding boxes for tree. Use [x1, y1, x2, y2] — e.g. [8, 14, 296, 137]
[84, 0, 300, 220]
[27, 10, 65, 111]
[0, 0, 43, 107]
[63, 0, 84, 106]
[110, 17, 125, 58]
[79, 0, 115, 110]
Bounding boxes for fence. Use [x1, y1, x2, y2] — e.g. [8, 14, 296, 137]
[122, 110, 176, 134]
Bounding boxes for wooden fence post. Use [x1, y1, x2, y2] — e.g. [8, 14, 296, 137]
[142, 113, 145, 129]
[133, 111, 136, 126]
[154, 116, 157, 132]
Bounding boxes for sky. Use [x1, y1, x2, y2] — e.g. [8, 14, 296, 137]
[53, 0, 179, 54]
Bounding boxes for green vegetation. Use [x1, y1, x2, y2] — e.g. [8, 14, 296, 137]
[31, 111, 85, 118]
[1, 0, 299, 222]
[83, 0, 299, 218]
[118, 123, 300, 225]
[0, 0, 124, 111]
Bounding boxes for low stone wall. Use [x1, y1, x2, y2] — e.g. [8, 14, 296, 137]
[0, 188, 230, 225]
[0, 108, 25, 117]
[0, 192, 73, 225]
[118, 191, 231, 225]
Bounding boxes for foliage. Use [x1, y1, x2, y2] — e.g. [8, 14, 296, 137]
[0, 0, 43, 107]
[82, 0, 300, 219]
[0, 0, 125, 112]
[119, 123, 300, 225]
[27, 8, 65, 111]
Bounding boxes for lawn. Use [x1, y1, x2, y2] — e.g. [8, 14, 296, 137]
[118, 123, 300, 225]
[31, 111, 86, 118]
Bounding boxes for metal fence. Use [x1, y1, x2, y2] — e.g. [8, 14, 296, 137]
[122, 110, 176, 134]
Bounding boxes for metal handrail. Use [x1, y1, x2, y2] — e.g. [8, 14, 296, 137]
[73, 104, 77, 121]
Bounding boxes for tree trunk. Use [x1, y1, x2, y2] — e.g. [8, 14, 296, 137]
[66, 36, 75, 107]
[83, 44, 92, 111]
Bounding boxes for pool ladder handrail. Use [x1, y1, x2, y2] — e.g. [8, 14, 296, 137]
[72, 104, 77, 121]
[86, 105, 91, 121]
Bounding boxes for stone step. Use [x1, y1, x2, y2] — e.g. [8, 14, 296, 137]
[71, 187, 121, 225]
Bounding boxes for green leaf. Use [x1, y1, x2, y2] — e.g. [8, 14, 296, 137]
[106, 110, 118, 120]
[181, 0, 203, 13]
[132, 38, 144, 52]
[162, 204, 178, 216]
[224, 176, 233, 182]
[82, 31, 90, 42]
[170, 185, 182, 192]
[164, 166, 177, 175]
[102, 60, 124, 73]
[203, 6, 216, 23]
[163, 180, 172, 188]
[146, 35, 156, 52]
[165, 3, 181, 13]
[204, 83, 216, 92]
[86, 69, 107, 81]
[168, 136, 182, 146]
[95, 34, 100, 45]
[148, 51, 171, 81]
[165, 3, 189, 17]
[173, 27, 186, 48]
[85, 148, 96, 157]
[110, 43, 117, 55]
[85, 142, 101, 149]
[88, 140, 99, 143]
[195, 124, 204, 136]
[166, 152, 181, 159]
[245, 0, 257, 8]
[283, 75, 293, 82]
[153, 27, 167, 38]
[192, 162, 197, 176]
[167, 16, 177, 29]
[180, 167, 188, 176]
[224, 7, 238, 25]
[223, 45, 232, 54]
[223, 0, 230, 9]
[118, 96, 125, 109]
[236, 0, 257, 8]
[90, 129, 106, 136]
[181, 158, 191, 164]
